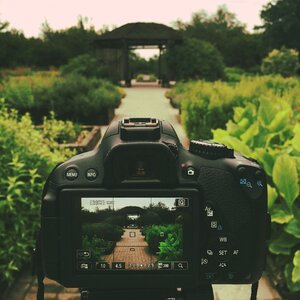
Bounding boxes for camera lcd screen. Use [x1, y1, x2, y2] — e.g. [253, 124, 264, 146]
[78, 197, 190, 272]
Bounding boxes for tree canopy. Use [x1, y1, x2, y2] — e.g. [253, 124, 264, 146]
[260, 0, 300, 53]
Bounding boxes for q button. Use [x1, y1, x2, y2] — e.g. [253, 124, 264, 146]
[86, 168, 98, 181]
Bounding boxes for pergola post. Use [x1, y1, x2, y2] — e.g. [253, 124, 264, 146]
[123, 41, 131, 87]
[158, 46, 162, 85]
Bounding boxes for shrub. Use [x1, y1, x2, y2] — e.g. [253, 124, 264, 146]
[60, 54, 109, 79]
[143, 224, 182, 255]
[212, 97, 300, 292]
[42, 112, 81, 144]
[82, 223, 124, 242]
[0, 100, 74, 287]
[158, 225, 183, 261]
[169, 75, 300, 139]
[166, 38, 225, 81]
[82, 235, 114, 260]
[261, 47, 300, 77]
[44, 75, 122, 124]
[0, 73, 123, 124]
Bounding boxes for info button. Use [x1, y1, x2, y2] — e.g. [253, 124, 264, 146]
[86, 168, 98, 181]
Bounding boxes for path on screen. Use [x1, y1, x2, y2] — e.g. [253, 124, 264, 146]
[103, 229, 155, 268]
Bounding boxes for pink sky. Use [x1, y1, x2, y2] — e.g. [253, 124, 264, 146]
[0, 0, 270, 58]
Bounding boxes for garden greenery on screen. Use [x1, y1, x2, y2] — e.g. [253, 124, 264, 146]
[79, 197, 188, 271]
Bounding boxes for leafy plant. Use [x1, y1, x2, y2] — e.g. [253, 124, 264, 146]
[212, 96, 300, 291]
[42, 112, 80, 144]
[261, 47, 300, 77]
[82, 235, 114, 260]
[0, 73, 123, 124]
[82, 223, 124, 242]
[158, 225, 183, 261]
[0, 99, 74, 287]
[60, 53, 109, 79]
[143, 224, 183, 257]
[168, 75, 300, 139]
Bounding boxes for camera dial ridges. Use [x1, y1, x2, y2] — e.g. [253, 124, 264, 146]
[189, 140, 234, 159]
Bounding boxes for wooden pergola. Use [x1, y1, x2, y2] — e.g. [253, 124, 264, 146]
[94, 22, 183, 87]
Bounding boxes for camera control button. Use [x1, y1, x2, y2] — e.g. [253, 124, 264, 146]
[77, 261, 92, 271]
[86, 168, 98, 181]
[76, 250, 91, 259]
[65, 168, 79, 180]
[186, 166, 196, 176]
[174, 261, 188, 270]
[218, 261, 229, 269]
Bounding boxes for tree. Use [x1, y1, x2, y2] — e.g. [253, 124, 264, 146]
[260, 0, 300, 53]
[165, 38, 225, 81]
[0, 20, 9, 32]
[174, 6, 266, 70]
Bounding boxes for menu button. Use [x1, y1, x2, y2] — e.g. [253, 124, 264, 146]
[65, 168, 79, 180]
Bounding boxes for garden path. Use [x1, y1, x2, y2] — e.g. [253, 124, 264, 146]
[113, 82, 189, 148]
[103, 228, 156, 269]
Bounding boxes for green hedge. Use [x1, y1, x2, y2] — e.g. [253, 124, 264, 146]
[0, 100, 74, 287]
[212, 96, 300, 292]
[143, 224, 182, 259]
[168, 75, 300, 140]
[82, 223, 124, 242]
[0, 73, 123, 124]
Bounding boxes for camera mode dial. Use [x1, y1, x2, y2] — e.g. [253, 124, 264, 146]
[189, 140, 234, 159]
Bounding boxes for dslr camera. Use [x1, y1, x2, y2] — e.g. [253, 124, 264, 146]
[39, 118, 270, 299]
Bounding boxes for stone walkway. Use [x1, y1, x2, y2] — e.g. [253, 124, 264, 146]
[19, 82, 280, 300]
[103, 229, 156, 269]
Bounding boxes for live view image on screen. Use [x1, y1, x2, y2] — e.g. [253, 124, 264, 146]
[80, 197, 189, 271]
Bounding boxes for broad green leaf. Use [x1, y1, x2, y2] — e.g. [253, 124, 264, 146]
[212, 128, 229, 141]
[292, 123, 300, 152]
[268, 184, 278, 209]
[285, 263, 300, 292]
[285, 219, 300, 238]
[213, 135, 252, 157]
[271, 204, 293, 224]
[240, 122, 259, 145]
[269, 232, 298, 255]
[226, 120, 243, 137]
[273, 154, 299, 208]
[268, 109, 290, 132]
[254, 148, 275, 176]
[233, 106, 244, 123]
[258, 97, 278, 127]
[292, 251, 300, 283]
